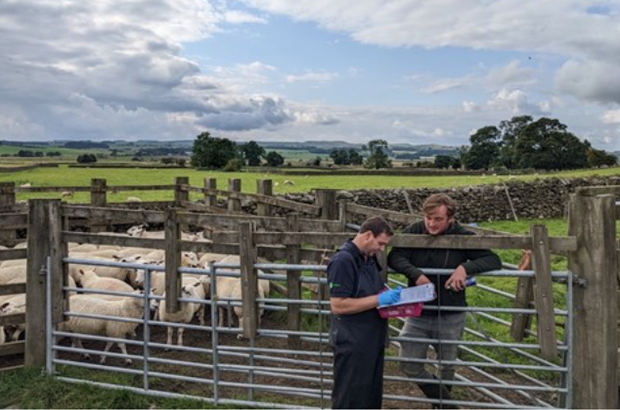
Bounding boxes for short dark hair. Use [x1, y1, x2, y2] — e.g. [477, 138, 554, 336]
[359, 216, 394, 237]
[422, 193, 457, 218]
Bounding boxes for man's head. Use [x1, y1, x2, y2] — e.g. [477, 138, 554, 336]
[354, 216, 394, 257]
[422, 193, 456, 235]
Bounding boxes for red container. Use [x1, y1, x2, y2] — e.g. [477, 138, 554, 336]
[378, 302, 423, 318]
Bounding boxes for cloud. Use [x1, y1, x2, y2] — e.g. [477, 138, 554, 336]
[0, 0, 290, 140]
[285, 71, 338, 83]
[555, 60, 620, 105]
[422, 76, 472, 94]
[486, 89, 545, 115]
[602, 109, 620, 124]
[197, 95, 293, 131]
[485, 60, 535, 88]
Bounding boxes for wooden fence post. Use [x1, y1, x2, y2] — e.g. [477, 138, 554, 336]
[25, 199, 58, 367]
[228, 178, 241, 212]
[286, 214, 301, 349]
[90, 178, 107, 233]
[315, 189, 338, 220]
[256, 179, 273, 217]
[239, 222, 258, 339]
[165, 208, 182, 313]
[174, 176, 189, 207]
[49, 200, 69, 325]
[316, 189, 338, 299]
[338, 199, 348, 231]
[204, 178, 217, 207]
[530, 224, 557, 359]
[0, 182, 16, 244]
[568, 193, 618, 409]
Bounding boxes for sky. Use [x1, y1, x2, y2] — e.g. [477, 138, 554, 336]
[1, 0, 620, 150]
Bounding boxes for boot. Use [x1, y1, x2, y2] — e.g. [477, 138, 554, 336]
[418, 379, 458, 409]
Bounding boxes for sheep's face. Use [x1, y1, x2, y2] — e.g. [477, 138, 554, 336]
[181, 252, 200, 268]
[127, 224, 146, 237]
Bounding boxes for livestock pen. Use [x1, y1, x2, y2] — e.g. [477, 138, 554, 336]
[0, 178, 617, 408]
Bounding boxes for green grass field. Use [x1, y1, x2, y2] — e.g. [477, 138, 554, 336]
[2, 164, 620, 202]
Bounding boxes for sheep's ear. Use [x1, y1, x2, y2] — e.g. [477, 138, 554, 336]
[79, 269, 85, 275]
[135, 256, 141, 260]
[0, 301, 9, 311]
[193, 281, 201, 287]
[112, 255, 120, 260]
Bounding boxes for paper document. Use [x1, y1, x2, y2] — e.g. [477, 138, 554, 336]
[390, 283, 435, 307]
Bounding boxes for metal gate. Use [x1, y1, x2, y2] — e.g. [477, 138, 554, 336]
[46, 257, 572, 408]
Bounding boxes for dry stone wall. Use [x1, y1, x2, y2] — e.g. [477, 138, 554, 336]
[274, 176, 620, 223]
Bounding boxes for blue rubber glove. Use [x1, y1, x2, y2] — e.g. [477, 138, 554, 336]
[378, 286, 402, 307]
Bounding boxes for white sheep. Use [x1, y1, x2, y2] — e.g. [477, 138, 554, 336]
[61, 190, 74, 198]
[0, 258, 26, 270]
[0, 325, 5, 345]
[58, 293, 145, 365]
[0, 294, 26, 341]
[0, 265, 26, 286]
[157, 277, 207, 347]
[212, 255, 270, 339]
[76, 269, 135, 300]
[126, 196, 142, 203]
[19, 183, 31, 188]
[283, 179, 295, 186]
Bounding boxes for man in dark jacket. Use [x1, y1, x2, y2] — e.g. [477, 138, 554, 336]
[387, 193, 501, 408]
[328, 216, 401, 409]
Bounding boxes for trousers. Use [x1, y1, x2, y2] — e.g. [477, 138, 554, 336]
[399, 313, 466, 382]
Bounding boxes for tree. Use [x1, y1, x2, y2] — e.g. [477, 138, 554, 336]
[497, 115, 533, 169]
[515, 118, 587, 170]
[434, 155, 456, 169]
[464, 126, 500, 170]
[191, 131, 239, 169]
[265, 151, 284, 167]
[241, 140, 265, 166]
[587, 147, 617, 167]
[76, 153, 97, 164]
[364, 139, 392, 169]
[348, 149, 363, 165]
[329, 149, 348, 165]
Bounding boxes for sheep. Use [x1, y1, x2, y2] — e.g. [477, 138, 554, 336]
[61, 190, 74, 198]
[126, 224, 147, 237]
[157, 277, 207, 347]
[0, 325, 4, 345]
[126, 196, 142, 203]
[68, 256, 136, 284]
[0, 258, 26, 270]
[283, 179, 295, 186]
[0, 294, 26, 341]
[76, 269, 135, 300]
[0, 265, 26, 286]
[58, 293, 145, 365]
[212, 255, 270, 339]
[19, 183, 31, 188]
[216, 275, 270, 339]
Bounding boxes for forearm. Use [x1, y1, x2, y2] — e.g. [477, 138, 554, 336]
[330, 295, 379, 315]
[387, 248, 424, 282]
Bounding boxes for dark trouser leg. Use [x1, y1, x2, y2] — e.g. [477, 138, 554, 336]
[332, 345, 385, 409]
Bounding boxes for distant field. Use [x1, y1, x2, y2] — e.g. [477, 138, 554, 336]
[1, 164, 620, 203]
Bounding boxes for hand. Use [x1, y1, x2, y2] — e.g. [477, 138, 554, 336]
[445, 265, 467, 292]
[415, 275, 431, 286]
[378, 287, 402, 307]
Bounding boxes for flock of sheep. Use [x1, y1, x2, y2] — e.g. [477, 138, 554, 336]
[0, 224, 270, 365]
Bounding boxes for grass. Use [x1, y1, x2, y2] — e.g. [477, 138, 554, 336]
[3, 164, 620, 201]
[0, 367, 230, 409]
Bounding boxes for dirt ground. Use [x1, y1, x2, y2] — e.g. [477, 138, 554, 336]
[1, 309, 558, 409]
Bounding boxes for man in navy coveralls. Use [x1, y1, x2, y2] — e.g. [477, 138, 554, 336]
[328, 216, 402, 409]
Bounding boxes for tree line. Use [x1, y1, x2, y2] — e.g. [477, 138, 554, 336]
[190, 132, 393, 170]
[190, 116, 617, 172]
[460, 116, 617, 170]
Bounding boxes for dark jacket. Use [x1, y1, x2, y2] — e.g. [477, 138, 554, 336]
[387, 221, 501, 314]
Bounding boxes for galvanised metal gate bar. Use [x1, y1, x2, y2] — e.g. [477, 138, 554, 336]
[46, 257, 572, 409]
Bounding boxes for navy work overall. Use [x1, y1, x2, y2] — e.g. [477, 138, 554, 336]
[328, 240, 387, 409]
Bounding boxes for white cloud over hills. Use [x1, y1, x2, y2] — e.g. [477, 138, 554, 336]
[0, 0, 618, 149]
